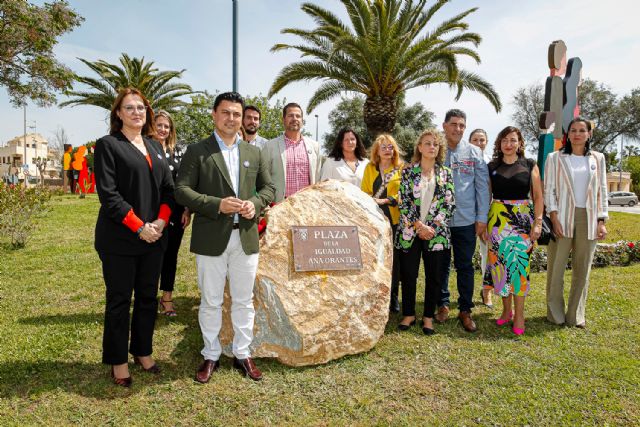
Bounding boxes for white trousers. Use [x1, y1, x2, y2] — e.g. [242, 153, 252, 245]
[196, 230, 258, 360]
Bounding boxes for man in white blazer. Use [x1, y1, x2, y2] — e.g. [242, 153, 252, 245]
[263, 102, 322, 202]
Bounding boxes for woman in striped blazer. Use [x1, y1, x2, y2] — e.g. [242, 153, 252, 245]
[544, 117, 608, 328]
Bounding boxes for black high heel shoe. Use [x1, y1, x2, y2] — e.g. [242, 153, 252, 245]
[397, 319, 416, 331]
[133, 356, 161, 374]
[480, 288, 494, 309]
[110, 366, 132, 388]
[421, 318, 435, 335]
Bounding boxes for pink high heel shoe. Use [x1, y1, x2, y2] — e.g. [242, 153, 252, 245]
[496, 311, 513, 326]
[512, 326, 525, 336]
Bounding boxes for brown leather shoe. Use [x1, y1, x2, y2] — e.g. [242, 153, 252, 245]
[435, 306, 449, 323]
[194, 359, 219, 384]
[458, 311, 477, 332]
[233, 357, 263, 381]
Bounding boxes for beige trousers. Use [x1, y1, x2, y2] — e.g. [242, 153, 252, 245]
[546, 208, 597, 326]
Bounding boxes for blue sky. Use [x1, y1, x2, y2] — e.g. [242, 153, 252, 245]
[1, 0, 638, 151]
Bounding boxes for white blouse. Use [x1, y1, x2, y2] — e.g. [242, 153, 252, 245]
[569, 154, 589, 208]
[320, 157, 369, 187]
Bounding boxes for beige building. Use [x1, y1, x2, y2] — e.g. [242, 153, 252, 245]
[606, 171, 631, 193]
[0, 133, 61, 182]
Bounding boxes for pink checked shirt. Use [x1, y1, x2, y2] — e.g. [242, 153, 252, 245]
[284, 135, 311, 198]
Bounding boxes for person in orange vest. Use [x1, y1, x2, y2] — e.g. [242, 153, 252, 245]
[63, 144, 73, 193]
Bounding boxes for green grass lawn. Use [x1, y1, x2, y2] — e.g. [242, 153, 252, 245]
[0, 194, 638, 425]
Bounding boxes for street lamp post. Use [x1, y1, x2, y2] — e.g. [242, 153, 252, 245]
[619, 135, 624, 186]
[23, 105, 27, 171]
[232, 0, 238, 92]
[315, 114, 319, 141]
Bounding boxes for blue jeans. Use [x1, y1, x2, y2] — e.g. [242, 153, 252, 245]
[438, 224, 476, 313]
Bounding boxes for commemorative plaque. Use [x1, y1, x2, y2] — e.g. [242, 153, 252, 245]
[291, 225, 363, 272]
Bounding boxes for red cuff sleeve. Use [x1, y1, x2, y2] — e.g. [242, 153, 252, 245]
[157, 203, 171, 224]
[123, 209, 144, 233]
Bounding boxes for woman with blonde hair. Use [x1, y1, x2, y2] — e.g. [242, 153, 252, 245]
[154, 110, 191, 316]
[395, 129, 455, 334]
[361, 133, 403, 312]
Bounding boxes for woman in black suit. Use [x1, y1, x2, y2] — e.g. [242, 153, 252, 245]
[94, 87, 174, 387]
[154, 110, 190, 316]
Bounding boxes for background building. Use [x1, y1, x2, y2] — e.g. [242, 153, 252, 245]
[0, 133, 62, 183]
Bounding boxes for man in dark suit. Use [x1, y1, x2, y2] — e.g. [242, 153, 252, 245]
[175, 92, 275, 382]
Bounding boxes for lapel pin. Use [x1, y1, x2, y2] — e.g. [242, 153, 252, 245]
[243, 160, 250, 168]
[157, 153, 162, 159]
[591, 164, 596, 170]
[307, 149, 312, 154]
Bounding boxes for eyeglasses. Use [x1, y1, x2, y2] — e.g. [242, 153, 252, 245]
[379, 145, 394, 151]
[122, 105, 147, 114]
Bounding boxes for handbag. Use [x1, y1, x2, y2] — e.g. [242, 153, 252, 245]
[526, 158, 554, 245]
[537, 212, 554, 245]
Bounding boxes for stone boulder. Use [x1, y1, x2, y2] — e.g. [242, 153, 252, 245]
[218, 180, 392, 366]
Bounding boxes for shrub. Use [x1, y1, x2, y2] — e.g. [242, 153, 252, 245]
[0, 183, 52, 248]
[473, 240, 640, 272]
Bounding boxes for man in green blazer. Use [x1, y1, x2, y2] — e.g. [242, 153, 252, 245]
[175, 92, 274, 383]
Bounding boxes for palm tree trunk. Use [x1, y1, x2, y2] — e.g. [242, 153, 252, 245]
[363, 95, 398, 139]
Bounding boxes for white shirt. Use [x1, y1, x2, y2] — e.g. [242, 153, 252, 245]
[420, 173, 436, 222]
[214, 130, 241, 223]
[569, 154, 589, 208]
[320, 157, 369, 187]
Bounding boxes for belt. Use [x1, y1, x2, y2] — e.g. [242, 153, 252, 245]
[232, 223, 240, 229]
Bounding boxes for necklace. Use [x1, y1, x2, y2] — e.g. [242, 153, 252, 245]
[344, 158, 359, 173]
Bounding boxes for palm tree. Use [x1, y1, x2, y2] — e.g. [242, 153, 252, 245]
[60, 53, 195, 112]
[268, 0, 502, 136]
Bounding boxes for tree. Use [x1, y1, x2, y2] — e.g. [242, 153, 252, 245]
[511, 84, 544, 145]
[173, 92, 287, 144]
[624, 155, 640, 195]
[511, 78, 640, 155]
[324, 94, 434, 160]
[0, 0, 83, 107]
[49, 125, 69, 154]
[59, 54, 195, 112]
[268, 0, 501, 138]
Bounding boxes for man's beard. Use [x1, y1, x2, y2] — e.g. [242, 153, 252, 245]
[244, 126, 257, 135]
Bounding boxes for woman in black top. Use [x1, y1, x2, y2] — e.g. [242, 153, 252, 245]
[94, 88, 174, 386]
[154, 110, 190, 316]
[482, 126, 542, 336]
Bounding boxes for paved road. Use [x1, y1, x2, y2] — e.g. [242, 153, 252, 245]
[608, 205, 640, 215]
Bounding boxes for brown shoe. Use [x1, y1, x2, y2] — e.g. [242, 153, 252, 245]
[458, 311, 477, 332]
[435, 306, 450, 323]
[195, 359, 219, 384]
[233, 357, 263, 381]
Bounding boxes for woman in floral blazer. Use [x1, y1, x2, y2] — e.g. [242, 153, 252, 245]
[395, 129, 455, 335]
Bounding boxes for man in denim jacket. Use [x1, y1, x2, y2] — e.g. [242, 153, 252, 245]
[435, 109, 490, 332]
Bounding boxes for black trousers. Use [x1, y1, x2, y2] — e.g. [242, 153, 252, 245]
[390, 224, 401, 300]
[160, 220, 185, 292]
[99, 250, 163, 365]
[399, 239, 450, 318]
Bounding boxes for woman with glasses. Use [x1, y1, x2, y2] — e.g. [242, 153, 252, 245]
[320, 127, 369, 186]
[544, 117, 608, 329]
[395, 129, 455, 334]
[154, 110, 191, 317]
[94, 87, 174, 387]
[483, 126, 542, 336]
[361, 134, 403, 312]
